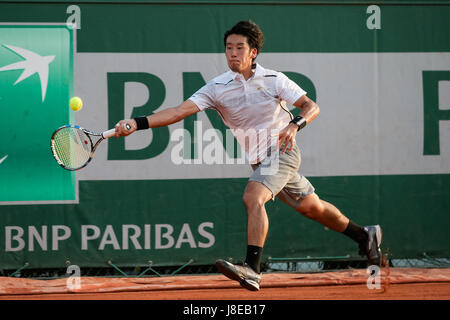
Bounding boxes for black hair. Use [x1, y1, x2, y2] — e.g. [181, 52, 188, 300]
[224, 20, 264, 60]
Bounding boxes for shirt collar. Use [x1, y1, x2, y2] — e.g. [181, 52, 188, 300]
[253, 63, 265, 78]
[216, 63, 265, 84]
[237, 63, 265, 80]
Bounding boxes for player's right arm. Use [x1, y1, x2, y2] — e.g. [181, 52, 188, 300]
[114, 99, 200, 137]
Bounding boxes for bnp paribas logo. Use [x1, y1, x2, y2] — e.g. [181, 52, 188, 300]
[0, 44, 55, 102]
[0, 24, 75, 204]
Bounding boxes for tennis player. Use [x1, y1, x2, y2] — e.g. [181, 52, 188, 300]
[115, 20, 383, 291]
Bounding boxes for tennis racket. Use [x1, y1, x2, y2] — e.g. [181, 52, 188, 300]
[50, 124, 130, 171]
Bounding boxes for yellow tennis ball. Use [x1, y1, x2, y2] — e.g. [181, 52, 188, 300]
[70, 97, 83, 111]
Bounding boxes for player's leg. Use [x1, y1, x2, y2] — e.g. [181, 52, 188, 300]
[284, 192, 350, 232]
[242, 181, 273, 269]
[242, 181, 272, 247]
[216, 145, 298, 291]
[277, 189, 382, 265]
[215, 181, 272, 291]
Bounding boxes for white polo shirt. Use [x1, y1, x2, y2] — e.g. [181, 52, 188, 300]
[189, 63, 306, 164]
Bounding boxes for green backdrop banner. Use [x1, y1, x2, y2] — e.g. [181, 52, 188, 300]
[0, 25, 75, 203]
[1, 175, 449, 269]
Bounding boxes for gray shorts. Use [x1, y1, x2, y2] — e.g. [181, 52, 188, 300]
[249, 143, 315, 201]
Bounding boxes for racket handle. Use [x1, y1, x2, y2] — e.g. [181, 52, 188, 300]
[102, 124, 132, 138]
[103, 129, 116, 139]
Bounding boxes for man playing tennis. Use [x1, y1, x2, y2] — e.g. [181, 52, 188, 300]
[114, 20, 383, 291]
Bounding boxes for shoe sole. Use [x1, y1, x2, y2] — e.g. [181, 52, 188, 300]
[368, 225, 383, 265]
[375, 225, 382, 249]
[216, 260, 260, 291]
[375, 225, 388, 267]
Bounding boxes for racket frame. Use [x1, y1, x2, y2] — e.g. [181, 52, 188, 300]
[50, 125, 112, 171]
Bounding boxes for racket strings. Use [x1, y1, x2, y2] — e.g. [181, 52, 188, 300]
[52, 127, 92, 169]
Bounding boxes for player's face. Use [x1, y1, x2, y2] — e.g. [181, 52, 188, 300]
[225, 34, 257, 75]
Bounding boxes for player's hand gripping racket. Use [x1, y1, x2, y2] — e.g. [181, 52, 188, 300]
[50, 124, 131, 171]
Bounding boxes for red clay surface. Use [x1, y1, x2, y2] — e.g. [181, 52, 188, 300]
[1, 282, 448, 300]
[0, 267, 449, 300]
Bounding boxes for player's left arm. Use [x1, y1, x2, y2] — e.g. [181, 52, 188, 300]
[278, 95, 320, 153]
[293, 94, 320, 123]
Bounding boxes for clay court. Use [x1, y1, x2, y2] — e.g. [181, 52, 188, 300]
[1, 267, 449, 300]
